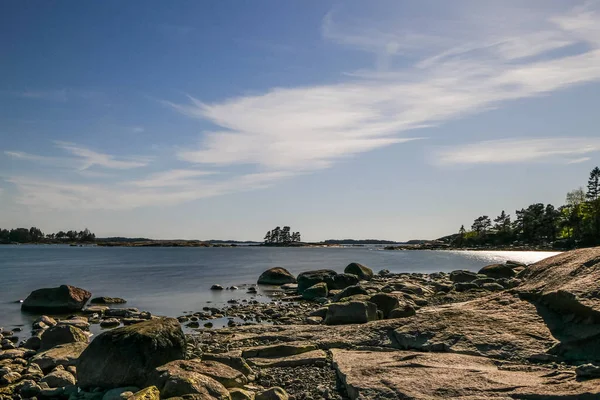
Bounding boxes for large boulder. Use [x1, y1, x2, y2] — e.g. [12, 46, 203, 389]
[40, 325, 88, 351]
[22, 285, 91, 313]
[324, 301, 377, 325]
[297, 270, 337, 293]
[257, 267, 296, 285]
[149, 360, 230, 399]
[76, 317, 186, 388]
[344, 263, 374, 281]
[478, 263, 517, 279]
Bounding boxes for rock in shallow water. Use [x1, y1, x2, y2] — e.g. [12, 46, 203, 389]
[257, 267, 297, 285]
[21, 285, 91, 313]
[344, 262, 374, 281]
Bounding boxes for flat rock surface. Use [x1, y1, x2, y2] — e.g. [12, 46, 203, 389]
[332, 349, 600, 400]
[248, 349, 327, 368]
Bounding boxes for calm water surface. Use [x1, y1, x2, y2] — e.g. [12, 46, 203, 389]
[0, 245, 559, 336]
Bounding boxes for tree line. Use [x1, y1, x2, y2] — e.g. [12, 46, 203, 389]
[264, 226, 301, 245]
[449, 166, 600, 249]
[0, 227, 96, 244]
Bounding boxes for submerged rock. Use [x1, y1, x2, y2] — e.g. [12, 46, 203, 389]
[90, 296, 127, 304]
[76, 317, 186, 389]
[21, 285, 91, 313]
[257, 267, 296, 285]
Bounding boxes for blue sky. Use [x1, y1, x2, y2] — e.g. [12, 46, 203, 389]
[1, 0, 600, 241]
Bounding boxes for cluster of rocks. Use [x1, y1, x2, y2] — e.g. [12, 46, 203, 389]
[4, 248, 600, 399]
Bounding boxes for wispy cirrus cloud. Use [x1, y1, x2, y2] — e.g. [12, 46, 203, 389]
[434, 138, 600, 166]
[166, 2, 600, 177]
[5, 142, 151, 171]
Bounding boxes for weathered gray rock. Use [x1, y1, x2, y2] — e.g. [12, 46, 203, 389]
[90, 297, 127, 304]
[297, 270, 337, 293]
[324, 301, 377, 325]
[149, 361, 230, 399]
[330, 273, 360, 290]
[152, 359, 246, 389]
[388, 304, 416, 319]
[332, 349, 600, 399]
[40, 325, 88, 351]
[241, 342, 316, 358]
[393, 293, 558, 360]
[344, 263, 373, 281]
[449, 270, 478, 283]
[248, 350, 327, 368]
[576, 363, 600, 379]
[257, 267, 296, 285]
[76, 317, 186, 388]
[332, 285, 368, 302]
[517, 247, 600, 318]
[40, 368, 76, 387]
[368, 293, 400, 318]
[301, 282, 328, 301]
[479, 263, 517, 279]
[31, 342, 88, 371]
[21, 285, 91, 313]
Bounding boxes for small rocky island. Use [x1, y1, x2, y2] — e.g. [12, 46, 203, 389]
[2, 248, 600, 399]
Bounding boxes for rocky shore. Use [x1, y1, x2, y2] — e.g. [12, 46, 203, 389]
[2, 248, 600, 399]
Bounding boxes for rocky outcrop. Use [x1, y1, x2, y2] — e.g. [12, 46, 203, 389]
[332, 349, 600, 399]
[257, 267, 296, 285]
[393, 292, 558, 360]
[517, 247, 600, 319]
[76, 318, 186, 388]
[21, 285, 91, 313]
[344, 263, 373, 281]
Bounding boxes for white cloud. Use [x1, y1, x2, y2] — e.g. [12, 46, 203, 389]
[434, 138, 600, 165]
[166, 2, 600, 177]
[6, 2, 600, 211]
[16, 90, 68, 102]
[5, 170, 291, 211]
[131, 169, 216, 188]
[131, 126, 145, 133]
[54, 142, 150, 170]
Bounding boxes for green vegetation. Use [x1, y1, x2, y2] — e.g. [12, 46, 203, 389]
[264, 226, 301, 245]
[0, 227, 96, 244]
[448, 166, 600, 249]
